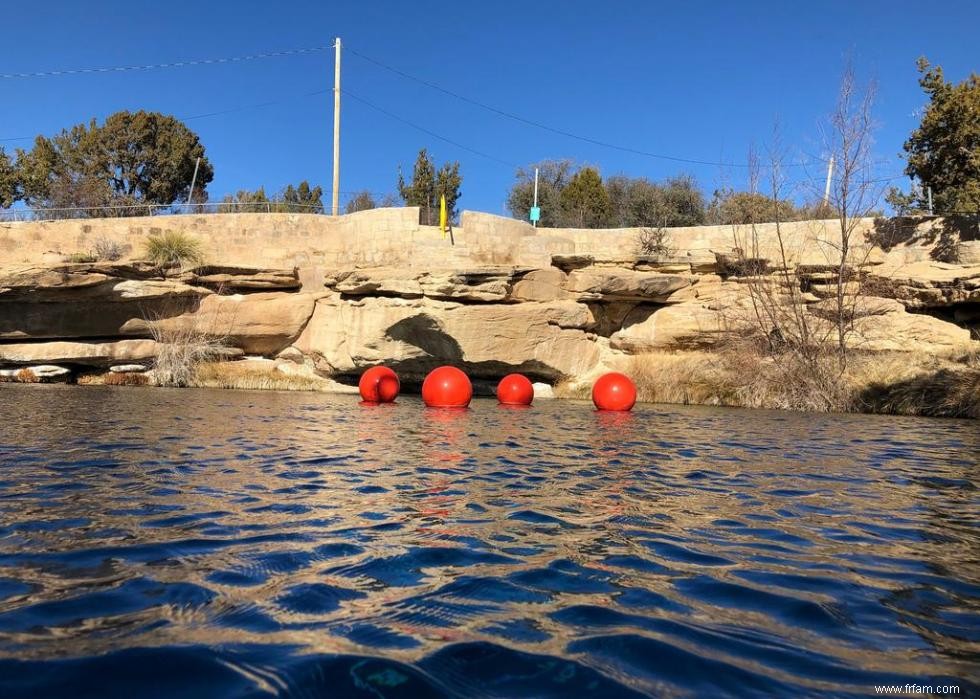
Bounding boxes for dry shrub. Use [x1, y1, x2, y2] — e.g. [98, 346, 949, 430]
[151, 328, 228, 388]
[191, 362, 332, 392]
[850, 353, 980, 418]
[103, 372, 150, 386]
[624, 348, 980, 417]
[93, 236, 124, 261]
[15, 368, 39, 383]
[143, 289, 237, 388]
[626, 351, 739, 406]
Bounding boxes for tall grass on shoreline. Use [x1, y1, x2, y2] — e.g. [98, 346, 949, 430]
[190, 362, 335, 392]
[605, 349, 979, 418]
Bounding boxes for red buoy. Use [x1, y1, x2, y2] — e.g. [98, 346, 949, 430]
[592, 372, 637, 412]
[422, 366, 473, 408]
[359, 366, 400, 403]
[496, 373, 534, 406]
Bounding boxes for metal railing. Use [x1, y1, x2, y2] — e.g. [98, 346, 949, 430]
[0, 200, 327, 223]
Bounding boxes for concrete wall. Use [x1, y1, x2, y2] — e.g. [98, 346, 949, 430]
[0, 207, 907, 272]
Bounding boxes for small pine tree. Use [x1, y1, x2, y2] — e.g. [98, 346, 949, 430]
[559, 167, 611, 228]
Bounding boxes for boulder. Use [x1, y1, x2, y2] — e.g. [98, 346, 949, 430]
[417, 268, 518, 302]
[330, 267, 520, 302]
[510, 268, 571, 302]
[147, 292, 320, 356]
[610, 303, 732, 351]
[565, 268, 691, 302]
[811, 297, 974, 353]
[332, 268, 424, 297]
[0, 365, 71, 381]
[551, 254, 594, 272]
[110, 364, 150, 373]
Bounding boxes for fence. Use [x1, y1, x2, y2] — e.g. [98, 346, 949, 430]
[0, 200, 327, 223]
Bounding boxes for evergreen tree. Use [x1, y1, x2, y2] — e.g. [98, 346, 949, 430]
[15, 110, 213, 214]
[397, 149, 461, 225]
[559, 167, 611, 228]
[279, 181, 324, 213]
[896, 58, 980, 213]
[0, 148, 17, 208]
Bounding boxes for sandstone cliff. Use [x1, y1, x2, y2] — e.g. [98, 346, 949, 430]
[1, 211, 977, 401]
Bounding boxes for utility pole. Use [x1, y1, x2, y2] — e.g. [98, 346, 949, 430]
[822, 155, 835, 208]
[332, 37, 342, 216]
[532, 167, 539, 227]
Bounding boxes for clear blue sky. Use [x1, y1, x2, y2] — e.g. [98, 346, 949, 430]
[1, 0, 977, 214]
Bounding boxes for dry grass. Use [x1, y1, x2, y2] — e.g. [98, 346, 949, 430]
[622, 348, 980, 417]
[143, 290, 236, 388]
[15, 368, 39, 383]
[76, 372, 151, 386]
[104, 372, 150, 386]
[190, 362, 333, 392]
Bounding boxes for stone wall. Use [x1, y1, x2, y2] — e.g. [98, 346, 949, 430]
[0, 208, 897, 272]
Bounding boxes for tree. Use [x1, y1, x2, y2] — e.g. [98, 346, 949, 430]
[346, 190, 377, 213]
[506, 159, 576, 227]
[607, 175, 706, 228]
[218, 188, 270, 213]
[897, 58, 980, 213]
[706, 189, 805, 225]
[398, 149, 462, 225]
[0, 148, 17, 208]
[279, 181, 323, 213]
[16, 110, 213, 215]
[559, 167, 611, 228]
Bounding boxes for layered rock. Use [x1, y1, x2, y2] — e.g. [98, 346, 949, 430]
[293, 295, 599, 380]
[2, 223, 978, 388]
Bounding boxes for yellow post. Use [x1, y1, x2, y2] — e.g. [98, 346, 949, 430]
[439, 194, 448, 237]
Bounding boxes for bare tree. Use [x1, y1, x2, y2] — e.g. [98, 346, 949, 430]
[819, 62, 884, 366]
[722, 64, 884, 410]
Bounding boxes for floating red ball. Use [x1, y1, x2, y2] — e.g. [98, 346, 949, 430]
[422, 366, 473, 408]
[496, 373, 534, 406]
[358, 366, 400, 403]
[592, 372, 637, 412]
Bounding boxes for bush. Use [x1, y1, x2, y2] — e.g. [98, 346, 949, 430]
[67, 252, 98, 263]
[636, 227, 674, 259]
[93, 236, 124, 261]
[104, 372, 150, 386]
[143, 230, 204, 270]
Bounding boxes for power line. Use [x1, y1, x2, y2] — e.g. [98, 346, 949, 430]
[0, 45, 332, 80]
[342, 88, 519, 169]
[346, 45, 825, 170]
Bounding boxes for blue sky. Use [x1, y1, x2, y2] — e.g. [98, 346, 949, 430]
[1, 0, 977, 214]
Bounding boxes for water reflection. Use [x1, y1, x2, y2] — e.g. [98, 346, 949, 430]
[0, 385, 977, 698]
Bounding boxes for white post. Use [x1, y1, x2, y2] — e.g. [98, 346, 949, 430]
[822, 156, 835, 208]
[187, 156, 201, 213]
[332, 37, 342, 216]
[532, 167, 539, 227]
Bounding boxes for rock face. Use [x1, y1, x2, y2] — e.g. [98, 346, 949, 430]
[0, 339, 159, 366]
[294, 295, 599, 380]
[565, 269, 691, 301]
[2, 220, 978, 386]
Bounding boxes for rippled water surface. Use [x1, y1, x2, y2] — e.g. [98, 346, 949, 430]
[0, 385, 978, 698]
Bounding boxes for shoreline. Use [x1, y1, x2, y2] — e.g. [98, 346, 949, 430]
[5, 349, 977, 420]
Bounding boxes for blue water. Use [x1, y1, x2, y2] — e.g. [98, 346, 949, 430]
[0, 385, 977, 698]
